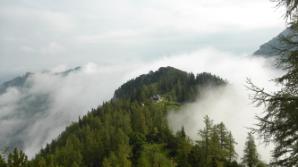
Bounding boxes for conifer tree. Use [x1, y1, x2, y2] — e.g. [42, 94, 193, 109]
[275, 0, 298, 20]
[7, 148, 28, 167]
[216, 123, 237, 163]
[242, 133, 259, 167]
[198, 116, 213, 166]
[176, 127, 192, 167]
[248, 51, 298, 166]
[248, 0, 298, 160]
[0, 154, 6, 167]
[227, 131, 237, 162]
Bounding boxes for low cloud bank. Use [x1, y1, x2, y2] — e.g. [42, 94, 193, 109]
[0, 63, 135, 158]
[122, 48, 280, 162]
[0, 48, 282, 161]
[151, 49, 281, 162]
[168, 85, 273, 162]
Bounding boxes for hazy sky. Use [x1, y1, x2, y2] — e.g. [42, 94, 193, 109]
[0, 0, 286, 80]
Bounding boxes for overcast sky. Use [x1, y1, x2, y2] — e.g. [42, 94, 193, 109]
[0, 0, 286, 81]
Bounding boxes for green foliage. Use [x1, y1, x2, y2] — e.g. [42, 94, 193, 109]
[7, 148, 28, 167]
[190, 116, 238, 167]
[114, 67, 225, 103]
[102, 143, 132, 167]
[29, 96, 175, 167]
[0, 154, 7, 167]
[241, 133, 260, 167]
[137, 144, 175, 167]
[55, 134, 82, 167]
[0, 67, 240, 167]
[249, 52, 298, 166]
[175, 128, 192, 167]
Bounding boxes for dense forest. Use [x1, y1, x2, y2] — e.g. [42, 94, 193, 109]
[0, 0, 298, 166]
[0, 67, 266, 167]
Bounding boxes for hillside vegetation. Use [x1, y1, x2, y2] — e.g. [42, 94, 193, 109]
[0, 67, 265, 167]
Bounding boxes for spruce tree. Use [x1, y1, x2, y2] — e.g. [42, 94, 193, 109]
[242, 133, 259, 167]
[198, 116, 213, 166]
[227, 131, 237, 162]
[7, 148, 28, 167]
[176, 127, 192, 167]
[0, 154, 6, 167]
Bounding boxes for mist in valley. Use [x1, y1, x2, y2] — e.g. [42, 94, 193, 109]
[0, 48, 282, 162]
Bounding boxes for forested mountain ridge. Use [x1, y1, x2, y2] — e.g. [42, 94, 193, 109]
[114, 66, 226, 103]
[1, 67, 260, 167]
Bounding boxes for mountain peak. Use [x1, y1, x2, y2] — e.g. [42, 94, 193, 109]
[114, 66, 225, 103]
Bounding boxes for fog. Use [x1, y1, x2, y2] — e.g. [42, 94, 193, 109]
[168, 85, 273, 162]
[0, 63, 137, 158]
[0, 48, 282, 161]
[128, 48, 282, 162]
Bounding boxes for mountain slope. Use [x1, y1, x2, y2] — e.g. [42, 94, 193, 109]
[0, 67, 82, 153]
[26, 67, 241, 167]
[254, 26, 298, 56]
[0, 67, 81, 95]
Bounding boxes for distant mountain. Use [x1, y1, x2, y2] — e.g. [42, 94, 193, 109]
[254, 26, 298, 56]
[0, 66, 81, 152]
[0, 72, 33, 94]
[0, 66, 81, 95]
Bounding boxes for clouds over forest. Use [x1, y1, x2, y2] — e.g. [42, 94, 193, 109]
[0, 48, 281, 161]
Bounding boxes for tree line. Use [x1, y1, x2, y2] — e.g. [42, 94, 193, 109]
[0, 67, 268, 167]
[0, 112, 266, 167]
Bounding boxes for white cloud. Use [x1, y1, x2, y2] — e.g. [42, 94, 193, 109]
[126, 48, 282, 162]
[0, 63, 136, 158]
[0, 6, 74, 32]
[0, 0, 288, 161]
[0, 0, 286, 76]
[50, 64, 68, 73]
[134, 0, 283, 34]
[0, 48, 282, 162]
[167, 85, 274, 162]
[72, 0, 284, 46]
